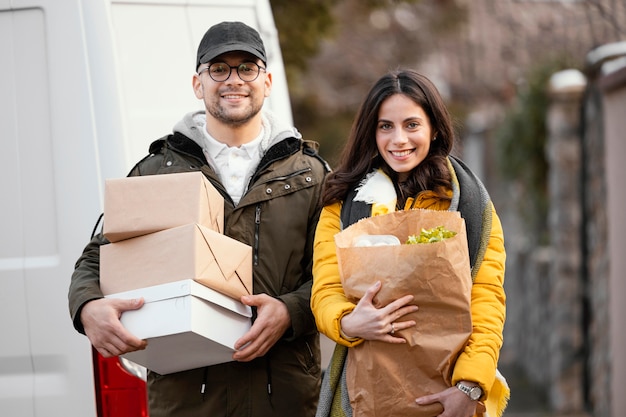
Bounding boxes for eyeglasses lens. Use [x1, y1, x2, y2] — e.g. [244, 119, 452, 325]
[208, 62, 262, 82]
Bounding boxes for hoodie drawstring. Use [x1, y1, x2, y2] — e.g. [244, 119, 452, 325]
[200, 366, 209, 401]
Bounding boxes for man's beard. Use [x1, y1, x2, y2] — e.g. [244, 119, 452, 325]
[208, 94, 263, 127]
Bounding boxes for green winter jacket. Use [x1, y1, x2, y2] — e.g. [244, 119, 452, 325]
[68, 110, 329, 417]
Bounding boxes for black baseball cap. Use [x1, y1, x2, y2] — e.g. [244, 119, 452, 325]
[196, 21, 267, 70]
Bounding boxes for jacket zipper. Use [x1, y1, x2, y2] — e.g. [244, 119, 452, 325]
[269, 167, 311, 182]
[251, 168, 313, 266]
[249, 167, 311, 189]
[254, 205, 261, 266]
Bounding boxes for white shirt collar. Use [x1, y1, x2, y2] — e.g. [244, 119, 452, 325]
[201, 125, 264, 160]
[199, 123, 265, 205]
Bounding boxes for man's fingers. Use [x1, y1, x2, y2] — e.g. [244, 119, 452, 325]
[82, 297, 147, 355]
[112, 333, 147, 354]
[97, 347, 115, 358]
[114, 297, 145, 313]
[233, 329, 271, 362]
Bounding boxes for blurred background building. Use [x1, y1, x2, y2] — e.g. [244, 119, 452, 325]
[269, 1, 626, 416]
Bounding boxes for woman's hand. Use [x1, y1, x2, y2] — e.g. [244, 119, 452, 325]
[340, 281, 418, 343]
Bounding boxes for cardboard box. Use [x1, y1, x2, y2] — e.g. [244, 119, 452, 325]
[106, 279, 252, 375]
[101, 223, 252, 300]
[103, 171, 224, 242]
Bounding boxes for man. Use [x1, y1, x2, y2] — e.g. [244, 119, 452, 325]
[69, 21, 328, 417]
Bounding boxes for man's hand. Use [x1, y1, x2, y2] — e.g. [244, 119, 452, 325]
[232, 294, 291, 362]
[80, 297, 147, 357]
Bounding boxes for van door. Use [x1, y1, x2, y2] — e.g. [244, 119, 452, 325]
[0, 3, 113, 417]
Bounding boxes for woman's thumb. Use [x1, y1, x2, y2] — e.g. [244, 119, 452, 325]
[362, 281, 382, 302]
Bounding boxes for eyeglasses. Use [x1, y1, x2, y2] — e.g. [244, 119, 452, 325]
[198, 62, 266, 82]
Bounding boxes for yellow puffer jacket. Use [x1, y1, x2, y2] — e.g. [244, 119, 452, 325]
[311, 190, 509, 417]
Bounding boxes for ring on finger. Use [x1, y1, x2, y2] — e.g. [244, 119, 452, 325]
[390, 323, 395, 335]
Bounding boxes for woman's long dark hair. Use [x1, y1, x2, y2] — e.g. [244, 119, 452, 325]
[321, 69, 455, 207]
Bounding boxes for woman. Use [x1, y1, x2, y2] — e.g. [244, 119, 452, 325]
[311, 69, 509, 417]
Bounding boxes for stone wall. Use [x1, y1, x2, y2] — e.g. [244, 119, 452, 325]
[545, 71, 586, 413]
[501, 49, 626, 417]
[580, 76, 612, 417]
[498, 69, 588, 415]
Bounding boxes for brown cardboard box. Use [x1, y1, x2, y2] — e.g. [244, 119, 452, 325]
[103, 171, 224, 242]
[101, 223, 252, 300]
[107, 279, 252, 375]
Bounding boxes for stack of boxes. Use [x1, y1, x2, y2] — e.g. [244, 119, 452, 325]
[100, 172, 253, 375]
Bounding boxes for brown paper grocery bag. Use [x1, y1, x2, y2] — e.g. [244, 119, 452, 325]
[334, 209, 473, 417]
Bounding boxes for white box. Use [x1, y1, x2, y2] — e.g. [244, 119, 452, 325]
[106, 279, 252, 375]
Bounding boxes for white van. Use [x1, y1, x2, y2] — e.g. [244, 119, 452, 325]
[0, 1, 292, 416]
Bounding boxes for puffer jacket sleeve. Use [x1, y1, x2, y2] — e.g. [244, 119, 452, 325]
[311, 202, 362, 347]
[451, 203, 507, 398]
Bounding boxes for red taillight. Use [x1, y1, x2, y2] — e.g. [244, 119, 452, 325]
[92, 347, 149, 417]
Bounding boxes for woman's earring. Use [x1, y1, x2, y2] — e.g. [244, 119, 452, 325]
[432, 136, 437, 142]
